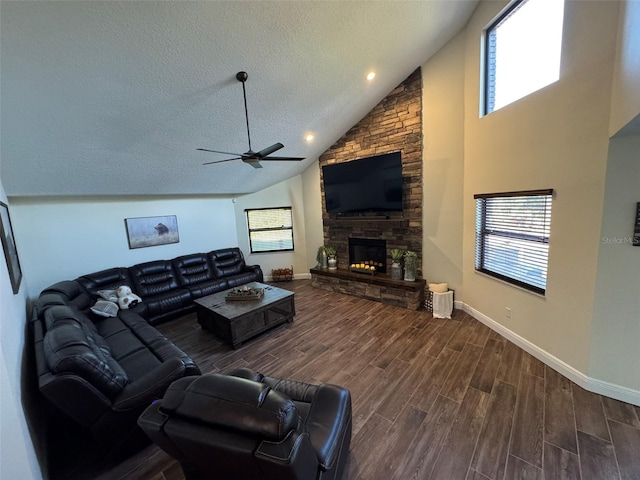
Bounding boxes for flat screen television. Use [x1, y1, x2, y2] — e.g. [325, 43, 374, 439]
[322, 152, 403, 214]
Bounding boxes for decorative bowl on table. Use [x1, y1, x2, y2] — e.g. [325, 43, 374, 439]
[226, 286, 265, 301]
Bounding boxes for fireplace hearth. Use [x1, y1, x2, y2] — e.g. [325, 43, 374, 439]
[349, 238, 387, 273]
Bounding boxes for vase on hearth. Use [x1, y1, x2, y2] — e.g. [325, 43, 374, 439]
[390, 261, 403, 280]
[403, 251, 417, 282]
[390, 248, 404, 280]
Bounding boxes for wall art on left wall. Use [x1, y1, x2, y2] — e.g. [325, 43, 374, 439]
[0, 201, 23, 294]
[125, 215, 179, 249]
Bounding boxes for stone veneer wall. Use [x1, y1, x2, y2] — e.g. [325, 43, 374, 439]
[319, 68, 423, 275]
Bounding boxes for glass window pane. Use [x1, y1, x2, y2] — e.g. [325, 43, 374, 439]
[485, 0, 565, 114]
[246, 207, 294, 253]
[475, 191, 552, 294]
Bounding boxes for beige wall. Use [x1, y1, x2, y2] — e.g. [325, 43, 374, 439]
[301, 160, 325, 269]
[591, 134, 640, 390]
[234, 175, 312, 278]
[423, 0, 620, 377]
[610, 0, 640, 136]
[422, 30, 466, 295]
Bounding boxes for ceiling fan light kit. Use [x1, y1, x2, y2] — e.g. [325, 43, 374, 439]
[198, 71, 304, 169]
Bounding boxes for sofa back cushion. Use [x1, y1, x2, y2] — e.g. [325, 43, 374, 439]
[208, 248, 246, 277]
[77, 268, 133, 298]
[43, 306, 128, 400]
[172, 253, 216, 286]
[44, 305, 97, 332]
[129, 260, 179, 298]
[41, 280, 93, 312]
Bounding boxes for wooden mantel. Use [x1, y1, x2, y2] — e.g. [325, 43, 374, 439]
[310, 267, 426, 310]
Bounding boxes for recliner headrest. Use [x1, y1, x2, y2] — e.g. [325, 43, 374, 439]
[160, 374, 298, 441]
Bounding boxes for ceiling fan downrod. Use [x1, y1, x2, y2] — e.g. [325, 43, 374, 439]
[236, 71, 252, 153]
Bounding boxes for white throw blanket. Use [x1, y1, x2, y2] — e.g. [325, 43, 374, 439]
[432, 290, 454, 319]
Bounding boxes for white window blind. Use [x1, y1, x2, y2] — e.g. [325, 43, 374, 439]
[475, 189, 553, 295]
[246, 207, 294, 253]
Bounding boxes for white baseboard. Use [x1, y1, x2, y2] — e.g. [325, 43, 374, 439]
[459, 302, 640, 407]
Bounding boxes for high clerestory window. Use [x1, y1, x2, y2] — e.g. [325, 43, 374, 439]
[246, 207, 294, 253]
[483, 0, 565, 115]
[475, 189, 553, 295]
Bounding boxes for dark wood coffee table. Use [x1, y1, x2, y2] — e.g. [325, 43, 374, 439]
[194, 282, 295, 349]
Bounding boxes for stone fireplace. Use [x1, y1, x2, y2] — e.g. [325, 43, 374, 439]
[319, 67, 423, 276]
[310, 68, 425, 310]
[349, 238, 386, 273]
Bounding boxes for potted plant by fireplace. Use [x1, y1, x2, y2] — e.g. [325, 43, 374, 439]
[403, 250, 417, 281]
[316, 246, 328, 269]
[325, 245, 337, 269]
[390, 249, 404, 280]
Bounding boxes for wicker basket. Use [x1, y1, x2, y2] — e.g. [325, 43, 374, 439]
[425, 288, 454, 313]
[271, 266, 293, 282]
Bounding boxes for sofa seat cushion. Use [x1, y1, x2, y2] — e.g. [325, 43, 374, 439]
[118, 310, 200, 377]
[225, 271, 262, 288]
[185, 278, 229, 299]
[132, 289, 192, 319]
[94, 318, 157, 380]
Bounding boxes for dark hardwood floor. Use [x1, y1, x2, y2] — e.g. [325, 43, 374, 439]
[84, 280, 639, 480]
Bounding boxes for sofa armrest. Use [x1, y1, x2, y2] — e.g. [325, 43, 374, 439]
[304, 384, 352, 470]
[245, 264, 264, 282]
[229, 367, 264, 383]
[39, 373, 111, 427]
[113, 357, 199, 411]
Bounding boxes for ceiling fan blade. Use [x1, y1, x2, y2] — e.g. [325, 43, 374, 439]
[202, 157, 242, 166]
[261, 156, 305, 161]
[256, 143, 284, 158]
[197, 148, 244, 156]
[243, 159, 263, 169]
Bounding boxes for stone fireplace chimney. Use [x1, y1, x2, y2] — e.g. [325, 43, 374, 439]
[318, 68, 423, 276]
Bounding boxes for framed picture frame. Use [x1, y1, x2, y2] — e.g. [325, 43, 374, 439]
[125, 215, 179, 249]
[0, 201, 23, 294]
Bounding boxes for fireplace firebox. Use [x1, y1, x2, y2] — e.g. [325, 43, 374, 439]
[348, 238, 387, 273]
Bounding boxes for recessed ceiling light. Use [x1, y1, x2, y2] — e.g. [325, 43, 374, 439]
[366, 71, 376, 81]
[305, 134, 314, 142]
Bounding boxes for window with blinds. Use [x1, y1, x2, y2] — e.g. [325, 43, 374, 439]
[246, 207, 294, 253]
[483, 0, 564, 115]
[475, 189, 553, 295]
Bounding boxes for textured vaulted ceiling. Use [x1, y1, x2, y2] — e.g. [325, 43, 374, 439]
[0, 1, 477, 197]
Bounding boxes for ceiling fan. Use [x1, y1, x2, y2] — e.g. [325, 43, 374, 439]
[197, 71, 305, 169]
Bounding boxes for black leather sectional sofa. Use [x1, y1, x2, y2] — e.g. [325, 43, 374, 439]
[31, 247, 263, 450]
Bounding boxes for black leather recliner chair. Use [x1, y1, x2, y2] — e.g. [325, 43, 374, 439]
[138, 368, 352, 480]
